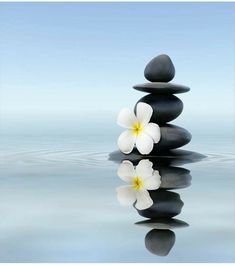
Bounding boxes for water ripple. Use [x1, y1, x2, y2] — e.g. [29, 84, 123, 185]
[203, 152, 235, 164]
[2, 148, 234, 169]
[2, 148, 110, 168]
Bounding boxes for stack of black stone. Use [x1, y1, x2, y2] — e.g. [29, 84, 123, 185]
[133, 54, 191, 153]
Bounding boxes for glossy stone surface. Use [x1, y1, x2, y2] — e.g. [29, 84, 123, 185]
[155, 124, 192, 151]
[144, 54, 175, 83]
[136, 190, 184, 219]
[135, 94, 183, 124]
[133, 82, 190, 94]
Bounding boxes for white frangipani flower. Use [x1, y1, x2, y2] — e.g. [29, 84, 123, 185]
[116, 159, 161, 210]
[117, 102, 161, 155]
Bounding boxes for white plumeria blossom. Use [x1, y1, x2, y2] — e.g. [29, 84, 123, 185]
[116, 159, 161, 210]
[117, 102, 161, 155]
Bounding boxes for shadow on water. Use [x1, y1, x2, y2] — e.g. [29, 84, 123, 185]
[110, 149, 205, 257]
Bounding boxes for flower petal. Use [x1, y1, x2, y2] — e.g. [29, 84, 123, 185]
[117, 108, 138, 128]
[144, 123, 161, 143]
[136, 132, 154, 155]
[117, 130, 136, 154]
[136, 159, 153, 179]
[136, 102, 153, 126]
[144, 170, 161, 190]
[116, 185, 136, 206]
[135, 189, 153, 210]
[117, 160, 135, 183]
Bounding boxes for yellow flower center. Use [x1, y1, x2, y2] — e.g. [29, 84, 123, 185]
[132, 176, 144, 190]
[132, 122, 143, 136]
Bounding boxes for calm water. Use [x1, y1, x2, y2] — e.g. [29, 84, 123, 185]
[0, 128, 235, 262]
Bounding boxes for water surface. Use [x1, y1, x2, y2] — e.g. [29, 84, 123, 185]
[0, 130, 235, 262]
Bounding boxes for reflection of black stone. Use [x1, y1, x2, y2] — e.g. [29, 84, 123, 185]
[110, 150, 197, 189]
[136, 190, 184, 219]
[135, 94, 183, 124]
[135, 218, 189, 230]
[145, 229, 175, 256]
[160, 166, 191, 190]
[136, 218, 189, 257]
[109, 149, 206, 166]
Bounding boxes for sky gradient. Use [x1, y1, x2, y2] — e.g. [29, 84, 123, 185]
[0, 2, 234, 135]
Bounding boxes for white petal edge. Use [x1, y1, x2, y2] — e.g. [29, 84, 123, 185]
[117, 108, 138, 128]
[117, 130, 136, 154]
[135, 159, 153, 179]
[136, 132, 154, 155]
[116, 185, 136, 206]
[144, 170, 161, 190]
[144, 123, 161, 143]
[117, 160, 135, 183]
[136, 102, 153, 126]
[135, 189, 153, 210]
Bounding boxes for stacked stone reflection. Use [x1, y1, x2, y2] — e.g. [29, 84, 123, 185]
[135, 157, 190, 256]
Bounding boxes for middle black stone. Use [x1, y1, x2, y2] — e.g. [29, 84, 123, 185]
[135, 93, 183, 124]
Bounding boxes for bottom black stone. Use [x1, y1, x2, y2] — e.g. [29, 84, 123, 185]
[156, 124, 192, 151]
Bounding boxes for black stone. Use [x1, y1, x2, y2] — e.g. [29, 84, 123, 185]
[135, 94, 183, 124]
[144, 54, 175, 83]
[136, 190, 184, 219]
[133, 82, 190, 94]
[155, 124, 191, 151]
[109, 149, 206, 166]
[145, 229, 175, 256]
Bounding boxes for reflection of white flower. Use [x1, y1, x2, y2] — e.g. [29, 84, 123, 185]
[117, 102, 161, 155]
[116, 159, 161, 210]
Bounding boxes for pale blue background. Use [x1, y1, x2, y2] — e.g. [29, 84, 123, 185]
[0, 3, 235, 262]
[0, 2, 234, 138]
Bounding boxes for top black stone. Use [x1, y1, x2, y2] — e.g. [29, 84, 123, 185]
[144, 54, 175, 82]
